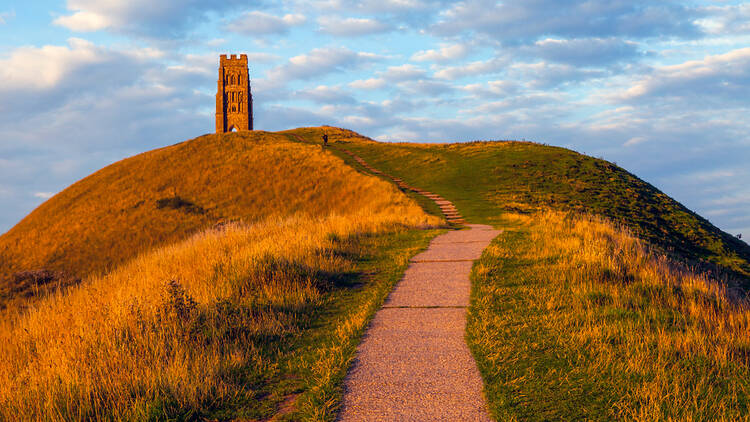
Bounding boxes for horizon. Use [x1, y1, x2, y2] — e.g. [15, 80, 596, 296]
[1, 1, 749, 239]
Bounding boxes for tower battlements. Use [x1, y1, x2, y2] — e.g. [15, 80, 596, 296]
[219, 54, 248, 64]
[216, 54, 253, 133]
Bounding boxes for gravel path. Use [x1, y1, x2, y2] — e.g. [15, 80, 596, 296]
[330, 146, 500, 421]
[338, 225, 500, 421]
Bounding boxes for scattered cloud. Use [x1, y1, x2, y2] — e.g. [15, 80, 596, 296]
[615, 47, 750, 102]
[310, 0, 436, 13]
[296, 85, 357, 104]
[461, 80, 518, 98]
[508, 61, 606, 89]
[698, 4, 750, 35]
[431, 0, 703, 44]
[53, 0, 254, 38]
[268, 47, 381, 83]
[623, 136, 647, 147]
[349, 78, 386, 90]
[33, 192, 55, 199]
[54, 10, 110, 31]
[0, 38, 166, 119]
[317, 16, 392, 36]
[526, 37, 641, 67]
[433, 56, 507, 80]
[411, 43, 470, 62]
[381, 64, 428, 81]
[228, 11, 306, 35]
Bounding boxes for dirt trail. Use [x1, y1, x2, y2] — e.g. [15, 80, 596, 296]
[332, 146, 500, 421]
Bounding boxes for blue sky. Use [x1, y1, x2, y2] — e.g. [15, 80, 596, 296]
[0, 1, 749, 240]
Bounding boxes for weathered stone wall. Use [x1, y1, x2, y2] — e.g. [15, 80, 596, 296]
[216, 54, 253, 133]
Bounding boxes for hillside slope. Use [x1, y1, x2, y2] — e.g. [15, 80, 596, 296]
[290, 128, 750, 280]
[0, 171, 440, 421]
[0, 130, 433, 308]
[287, 127, 750, 419]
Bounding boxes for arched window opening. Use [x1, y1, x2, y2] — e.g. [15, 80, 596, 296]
[230, 126, 238, 132]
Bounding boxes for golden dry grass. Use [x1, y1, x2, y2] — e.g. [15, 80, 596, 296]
[0, 127, 441, 419]
[470, 210, 750, 420]
[0, 130, 419, 308]
[0, 185, 439, 420]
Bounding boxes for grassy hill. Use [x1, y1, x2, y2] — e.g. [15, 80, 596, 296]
[3, 125, 750, 420]
[290, 128, 750, 280]
[287, 127, 750, 419]
[0, 130, 440, 309]
[0, 129, 441, 420]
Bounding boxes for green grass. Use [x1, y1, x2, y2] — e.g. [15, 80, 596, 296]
[468, 216, 624, 420]
[333, 136, 750, 280]
[467, 212, 750, 420]
[282, 127, 750, 420]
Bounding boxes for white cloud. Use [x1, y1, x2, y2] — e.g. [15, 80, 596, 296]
[381, 64, 427, 81]
[307, 0, 441, 14]
[617, 47, 750, 101]
[349, 78, 386, 90]
[623, 136, 647, 147]
[461, 80, 517, 98]
[33, 192, 55, 199]
[698, 5, 750, 35]
[296, 85, 356, 104]
[433, 56, 507, 80]
[268, 47, 381, 83]
[431, 1, 702, 43]
[53, 0, 251, 38]
[0, 38, 114, 90]
[411, 43, 469, 62]
[318, 16, 391, 36]
[54, 10, 110, 31]
[528, 37, 640, 66]
[228, 11, 306, 35]
[508, 61, 605, 89]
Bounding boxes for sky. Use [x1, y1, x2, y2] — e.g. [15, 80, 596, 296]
[0, 1, 748, 240]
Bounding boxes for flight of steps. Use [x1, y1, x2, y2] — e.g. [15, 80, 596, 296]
[337, 148, 466, 225]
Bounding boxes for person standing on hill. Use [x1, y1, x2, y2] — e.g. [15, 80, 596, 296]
[323, 134, 329, 146]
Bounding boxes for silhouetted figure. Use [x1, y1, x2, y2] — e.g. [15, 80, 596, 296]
[323, 134, 329, 146]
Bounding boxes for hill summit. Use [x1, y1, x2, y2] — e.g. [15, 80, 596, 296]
[0, 128, 429, 308]
[2, 126, 749, 310]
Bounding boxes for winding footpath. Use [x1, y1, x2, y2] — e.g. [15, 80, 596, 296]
[336, 146, 501, 421]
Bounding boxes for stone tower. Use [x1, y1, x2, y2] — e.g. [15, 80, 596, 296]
[216, 54, 253, 133]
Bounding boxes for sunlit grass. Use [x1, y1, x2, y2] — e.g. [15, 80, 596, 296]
[0, 211, 440, 420]
[0, 130, 428, 309]
[0, 127, 442, 420]
[469, 211, 750, 420]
